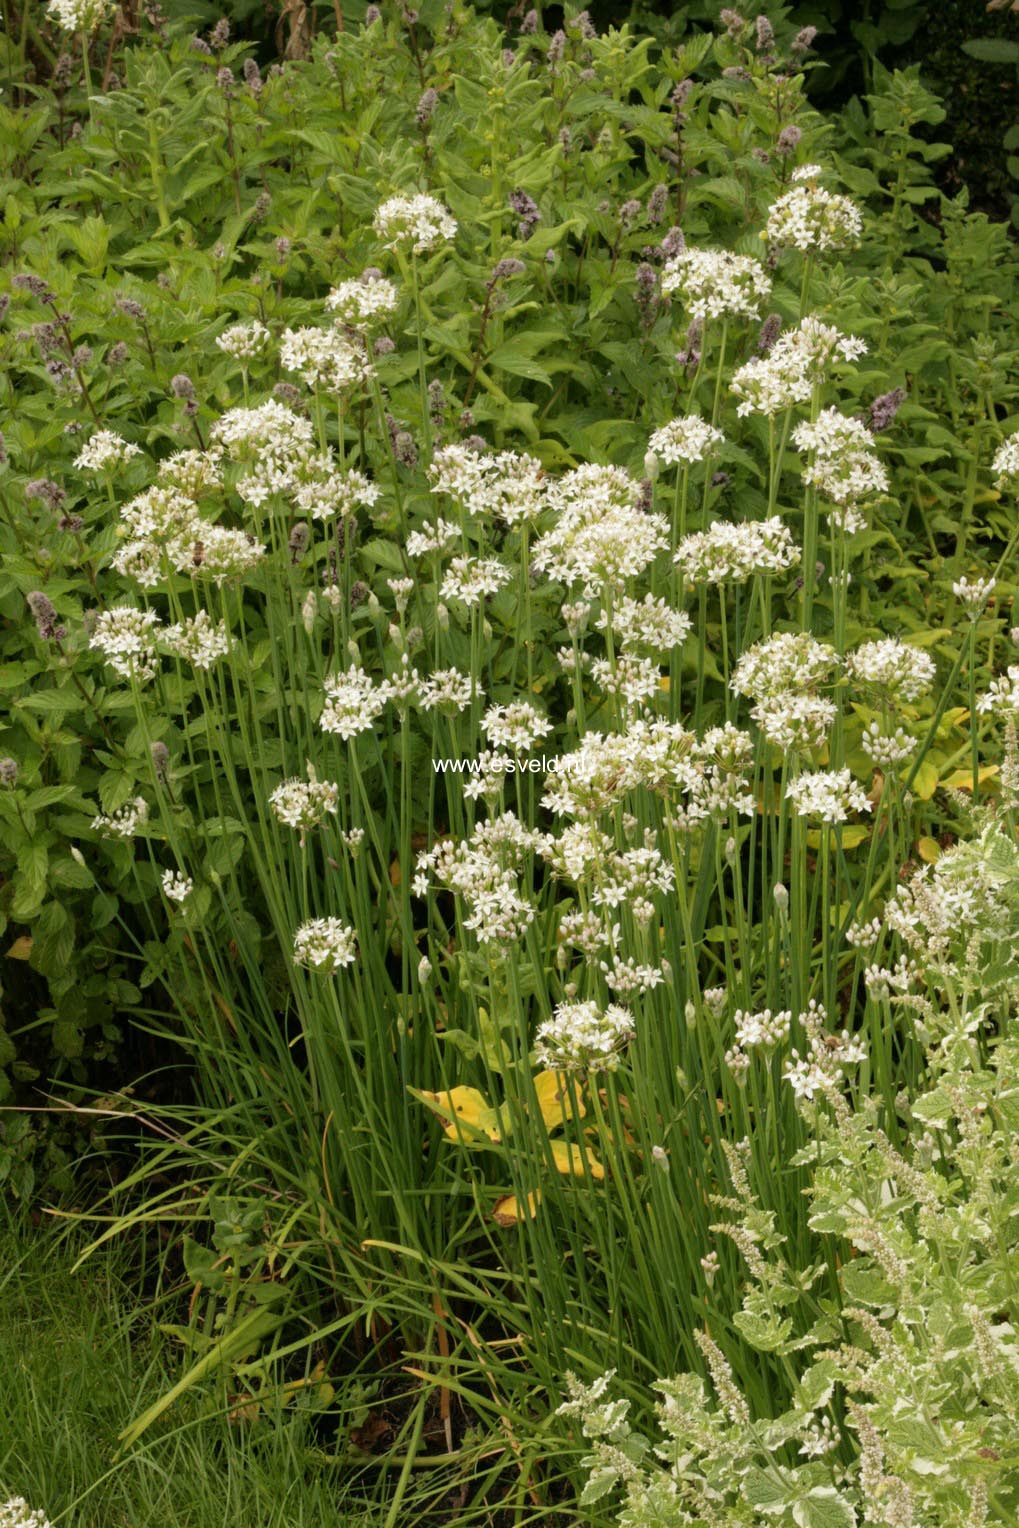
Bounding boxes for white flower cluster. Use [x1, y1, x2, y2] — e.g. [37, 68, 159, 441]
[373, 193, 457, 254]
[991, 432, 1019, 489]
[0, 1499, 55, 1528]
[269, 773, 340, 832]
[541, 721, 754, 830]
[786, 767, 871, 824]
[157, 450, 223, 496]
[406, 517, 459, 558]
[280, 327, 375, 392]
[731, 316, 866, 418]
[92, 796, 148, 838]
[534, 1000, 634, 1073]
[725, 1007, 791, 1076]
[90, 605, 161, 681]
[293, 466, 380, 522]
[953, 575, 995, 615]
[847, 638, 935, 704]
[732, 632, 841, 751]
[161, 610, 230, 670]
[794, 409, 888, 518]
[978, 665, 1019, 716]
[440, 555, 511, 606]
[647, 414, 724, 467]
[293, 917, 357, 973]
[46, 0, 106, 30]
[660, 247, 772, 321]
[428, 445, 548, 526]
[216, 320, 271, 360]
[481, 701, 551, 751]
[420, 667, 475, 713]
[861, 720, 915, 767]
[597, 594, 692, 652]
[533, 465, 668, 596]
[113, 485, 265, 585]
[765, 171, 863, 252]
[320, 666, 386, 739]
[326, 272, 400, 326]
[415, 813, 547, 946]
[783, 1001, 867, 1100]
[162, 870, 194, 903]
[74, 430, 141, 473]
[673, 516, 800, 585]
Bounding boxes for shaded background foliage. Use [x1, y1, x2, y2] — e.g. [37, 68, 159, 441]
[143, 0, 1019, 219]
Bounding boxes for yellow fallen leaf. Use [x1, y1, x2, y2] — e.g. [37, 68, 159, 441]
[806, 825, 869, 850]
[533, 1069, 584, 1128]
[911, 759, 940, 800]
[942, 765, 999, 791]
[549, 1140, 604, 1179]
[658, 675, 670, 693]
[918, 836, 941, 864]
[410, 1085, 508, 1143]
[6, 936, 32, 960]
[493, 1190, 540, 1225]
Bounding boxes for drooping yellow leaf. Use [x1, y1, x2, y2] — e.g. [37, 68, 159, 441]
[549, 1140, 604, 1179]
[410, 1086, 508, 1143]
[493, 1189, 541, 1225]
[942, 765, 999, 791]
[806, 825, 869, 851]
[533, 1069, 584, 1128]
[918, 836, 941, 864]
[6, 936, 32, 960]
[911, 759, 940, 800]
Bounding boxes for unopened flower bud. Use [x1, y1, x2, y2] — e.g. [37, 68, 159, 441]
[773, 882, 789, 913]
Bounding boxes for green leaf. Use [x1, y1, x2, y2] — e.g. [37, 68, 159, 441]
[962, 38, 1019, 64]
[793, 1489, 857, 1528]
[30, 901, 75, 977]
[742, 1466, 792, 1513]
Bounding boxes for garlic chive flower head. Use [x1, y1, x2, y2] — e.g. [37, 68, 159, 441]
[320, 666, 387, 739]
[953, 575, 996, 616]
[732, 632, 841, 750]
[732, 631, 840, 702]
[481, 701, 552, 751]
[373, 193, 457, 254]
[673, 517, 800, 585]
[269, 772, 340, 832]
[793, 409, 889, 508]
[326, 273, 400, 326]
[765, 166, 863, 252]
[293, 917, 357, 974]
[161, 610, 230, 670]
[0, 1499, 56, 1528]
[534, 465, 668, 596]
[786, 768, 871, 824]
[156, 450, 223, 497]
[216, 320, 271, 360]
[161, 870, 194, 903]
[534, 1000, 634, 1073]
[597, 593, 692, 652]
[415, 814, 548, 946]
[92, 797, 148, 838]
[420, 667, 475, 713]
[74, 430, 141, 473]
[428, 445, 547, 525]
[847, 638, 935, 704]
[212, 400, 315, 461]
[660, 247, 772, 321]
[47, 0, 107, 30]
[978, 665, 1019, 716]
[992, 432, 1019, 490]
[647, 414, 724, 467]
[439, 555, 512, 606]
[279, 327, 375, 392]
[293, 466, 379, 522]
[90, 606, 161, 682]
[731, 317, 867, 418]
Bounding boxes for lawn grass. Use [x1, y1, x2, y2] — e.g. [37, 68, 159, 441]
[0, 1213, 379, 1528]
